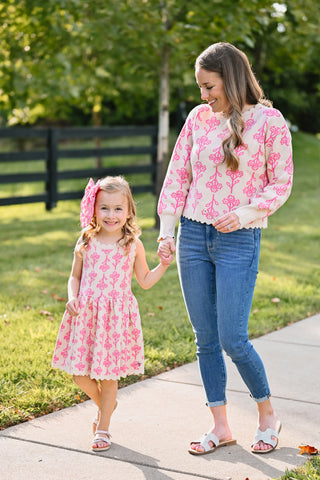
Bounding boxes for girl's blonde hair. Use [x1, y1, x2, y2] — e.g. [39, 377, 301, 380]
[76, 176, 141, 254]
[195, 42, 272, 171]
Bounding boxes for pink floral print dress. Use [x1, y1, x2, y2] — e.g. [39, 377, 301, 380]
[52, 237, 144, 380]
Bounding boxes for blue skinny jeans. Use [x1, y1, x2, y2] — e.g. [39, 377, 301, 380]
[177, 217, 271, 407]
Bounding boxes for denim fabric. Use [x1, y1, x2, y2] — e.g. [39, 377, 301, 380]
[177, 217, 271, 407]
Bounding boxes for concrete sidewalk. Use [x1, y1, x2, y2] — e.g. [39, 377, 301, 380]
[1, 314, 319, 480]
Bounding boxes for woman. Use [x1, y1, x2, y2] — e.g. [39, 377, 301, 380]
[157, 42, 293, 455]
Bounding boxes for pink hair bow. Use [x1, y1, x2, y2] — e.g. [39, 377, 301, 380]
[80, 178, 100, 227]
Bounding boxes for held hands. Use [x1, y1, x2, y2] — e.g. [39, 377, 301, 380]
[157, 237, 176, 266]
[213, 212, 240, 233]
[66, 297, 80, 316]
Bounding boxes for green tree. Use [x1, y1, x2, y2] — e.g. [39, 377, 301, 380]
[0, 1, 127, 126]
[249, 0, 320, 133]
[0, 0, 319, 133]
[107, 0, 287, 198]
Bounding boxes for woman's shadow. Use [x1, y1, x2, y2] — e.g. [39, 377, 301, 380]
[90, 441, 306, 480]
[183, 443, 307, 480]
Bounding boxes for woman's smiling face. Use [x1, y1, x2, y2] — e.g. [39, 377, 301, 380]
[195, 67, 231, 114]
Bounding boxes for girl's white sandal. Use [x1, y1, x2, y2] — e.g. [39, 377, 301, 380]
[92, 411, 100, 434]
[92, 430, 112, 452]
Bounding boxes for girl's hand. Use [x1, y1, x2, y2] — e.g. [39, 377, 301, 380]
[159, 243, 172, 257]
[66, 297, 80, 316]
[157, 237, 175, 265]
[213, 212, 240, 233]
[159, 253, 174, 266]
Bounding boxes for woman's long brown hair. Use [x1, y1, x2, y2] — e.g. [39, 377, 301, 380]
[196, 42, 272, 171]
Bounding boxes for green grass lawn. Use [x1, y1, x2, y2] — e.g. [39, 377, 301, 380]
[0, 131, 319, 441]
[279, 456, 320, 480]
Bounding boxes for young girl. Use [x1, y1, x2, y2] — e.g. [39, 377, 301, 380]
[52, 176, 171, 452]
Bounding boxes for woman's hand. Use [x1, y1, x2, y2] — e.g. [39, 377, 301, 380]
[213, 212, 240, 233]
[157, 237, 176, 265]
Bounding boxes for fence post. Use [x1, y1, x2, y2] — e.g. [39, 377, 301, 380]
[46, 128, 58, 210]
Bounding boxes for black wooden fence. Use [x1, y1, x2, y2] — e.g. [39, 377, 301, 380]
[0, 125, 158, 210]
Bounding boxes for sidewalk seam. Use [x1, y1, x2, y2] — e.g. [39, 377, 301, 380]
[0, 434, 223, 480]
[259, 339, 320, 348]
[154, 379, 320, 406]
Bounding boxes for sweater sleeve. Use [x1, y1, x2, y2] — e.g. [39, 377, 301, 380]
[235, 110, 293, 228]
[157, 111, 194, 238]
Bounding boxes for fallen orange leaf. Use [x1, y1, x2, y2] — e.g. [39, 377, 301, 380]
[51, 293, 67, 302]
[298, 444, 319, 455]
[39, 310, 52, 316]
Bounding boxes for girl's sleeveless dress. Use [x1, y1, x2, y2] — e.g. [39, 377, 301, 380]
[52, 237, 144, 380]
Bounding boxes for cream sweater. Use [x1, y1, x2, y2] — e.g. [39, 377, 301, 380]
[158, 103, 293, 237]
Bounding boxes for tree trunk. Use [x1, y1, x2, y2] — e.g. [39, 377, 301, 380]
[92, 100, 103, 169]
[155, 43, 170, 229]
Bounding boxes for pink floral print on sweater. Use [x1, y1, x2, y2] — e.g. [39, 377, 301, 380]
[158, 103, 293, 237]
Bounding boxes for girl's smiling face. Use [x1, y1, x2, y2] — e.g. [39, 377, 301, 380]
[94, 190, 129, 239]
[195, 67, 231, 113]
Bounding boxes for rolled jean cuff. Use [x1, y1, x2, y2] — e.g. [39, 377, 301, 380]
[251, 393, 271, 403]
[206, 400, 227, 408]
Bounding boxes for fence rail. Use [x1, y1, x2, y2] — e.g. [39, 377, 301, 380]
[0, 125, 158, 209]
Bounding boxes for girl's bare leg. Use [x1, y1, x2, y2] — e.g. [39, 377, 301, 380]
[92, 379, 118, 449]
[73, 375, 101, 406]
[73, 375, 103, 432]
